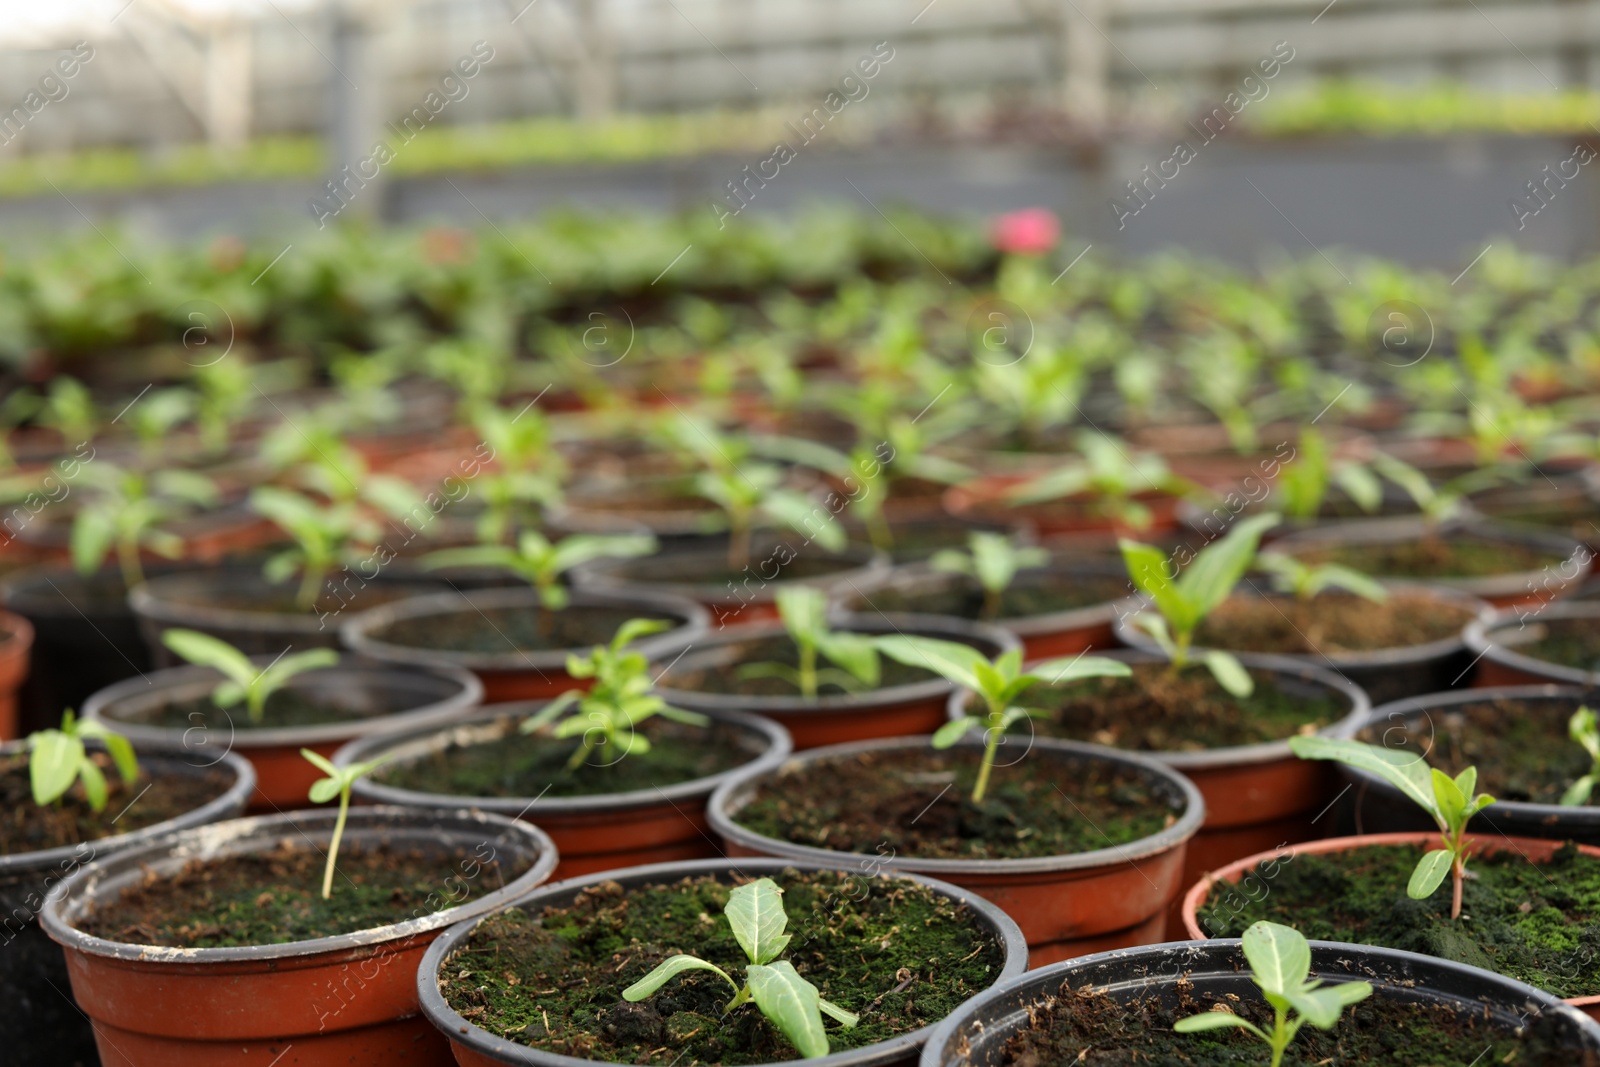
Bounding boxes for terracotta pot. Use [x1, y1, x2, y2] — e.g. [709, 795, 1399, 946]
[947, 648, 1370, 932]
[336, 702, 790, 879]
[1113, 583, 1493, 705]
[1270, 517, 1592, 608]
[83, 657, 482, 812]
[416, 856, 1028, 1067]
[1, 746, 255, 1067]
[942, 477, 1184, 540]
[655, 614, 1018, 750]
[570, 535, 891, 627]
[835, 562, 1136, 658]
[1178, 832, 1600, 1021]
[0, 609, 32, 740]
[707, 735, 1205, 965]
[40, 806, 558, 1067]
[1465, 602, 1600, 688]
[340, 586, 709, 703]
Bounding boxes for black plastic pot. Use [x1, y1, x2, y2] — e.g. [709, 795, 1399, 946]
[654, 613, 1019, 750]
[1338, 684, 1600, 845]
[1465, 601, 1600, 687]
[340, 585, 709, 703]
[335, 701, 790, 879]
[1467, 471, 1600, 552]
[415, 856, 1030, 1067]
[127, 566, 448, 663]
[0, 745, 255, 1067]
[39, 806, 558, 1066]
[1, 566, 154, 737]
[918, 938, 1600, 1067]
[82, 655, 481, 811]
[1113, 583, 1493, 704]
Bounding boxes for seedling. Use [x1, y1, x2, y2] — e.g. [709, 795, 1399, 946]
[739, 586, 880, 698]
[301, 749, 392, 900]
[519, 618, 709, 770]
[28, 711, 138, 813]
[1288, 737, 1494, 919]
[1255, 552, 1388, 603]
[1120, 513, 1279, 697]
[124, 387, 195, 463]
[465, 402, 567, 543]
[874, 638, 1129, 802]
[161, 629, 338, 724]
[622, 877, 858, 1059]
[930, 532, 1050, 620]
[70, 465, 219, 587]
[251, 486, 382, 610]
[1174, 920, 1372, 1067]
[422, 530, 656, 635]
[1006, 432, 1190, 532]
[1561, 706, 1600, 807]
[1271, 427, 1382, 520]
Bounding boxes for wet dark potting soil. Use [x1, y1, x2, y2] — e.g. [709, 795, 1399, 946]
[659, 634, 937, 698]
[166, 581, 421, 616]
[440, 870, 1004, 1065]
[1196, 843, 1600, 999]
[1196, 590, 1475, 656]
[376, 604, 663, 655]
[0, 753, 231, 854]
[995, 978, 1592, 1066]
[1509, 616, 1600, 674]
[124, 688, 414, 731]
[734, 747, 1177, 860]
[605, 548, 866, 589]
[1353, 697, 1592, 805]
[376, 718, 753, 798]
[861, 571, 1133, 622]
[1291, 533, 1566, 579]
[78, 842, 523, 947]
[1025, 662, 1342, 752]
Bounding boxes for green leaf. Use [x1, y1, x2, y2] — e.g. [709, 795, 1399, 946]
[776, 586, 829, 645]
[1288, 737, 1440, 824]
[726, 878, 791, 965]
[78, 720, 139, 784]
[1432, 768, 1466, 829]
[1173, 1010, 1265, 1036]
[1178, 512, 1280, 616]
[622, 955, 737, 1000]
[1131, 613, 1178, 658]
[875, 635, 986, 693]
[520, 690, 582, 733]
[299, 747, 339, 777]
[1408, 848, 1453, 900]
[928, 549, 974, 578]
[746, 962, 830, 1059]
[815, 631, 880, 688]
[259, 648, 339, 696]
[77, 755, 108, 812]
[1286, 981, 1373, 1030]
[1203, 650, 1255, 698]
[1120, 539, 1195, 632]
[308, 777, 343, 804]
[1242, 920, 1312, 997]
[1332, 463, 1383, 513]
[70, 508, 116, 576]
[29, 731, 81, 806]
[818, 998, 859, 1027]
[969, 532, 1020, 595]
[1562, 775, 1595, 807]
[1028, 655, 1132, 687]
[161, 629, 258, 689]
[1303, 563, 1388, 603]
[612, 617, 672, 651]
[1453, 766, 1478, 805]
[932, 716, 981, 748]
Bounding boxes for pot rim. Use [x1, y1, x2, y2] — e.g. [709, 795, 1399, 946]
[416, 855, 1030, 1067]
[0, 743, 257, 878]
[336, 701, 793, 814]
[339, 585, 710, 672]
[568, 537, 891, 604]
[653, 613, 1020, 715]
[128, 566, 449, 636]
[1113, 581, 1493, 669]
[945, 647, 1371, 770]
[706, 734, 1206, 876]
[39, 805, 558, 963]
[80, 654, 484, 748]
[1464, 601, 1600, 686]
[1346, 683, 1600, 825]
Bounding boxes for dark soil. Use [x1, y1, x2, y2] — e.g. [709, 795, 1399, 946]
[439, 870, 1005, 1065]
[1196, 842, 1600, 999]
[376, 604, 661, 655]
[858, 570, 1133, 622]
[0, 754, 231, 855]
[78, 841, 523, 947]
[113, 688, 410, 731]
[376, 717, 754, 798]
[1503, 616, 1600, 674]
[658, 633, 938, 698]
[733, 746, 1180, 860]
[846, 520, 1008, 563]
[164, 580, 426, 616]
[1196, 590, 1475, 655]
[606, 548, 865, 589]
[994, 977, 1593, 1066]
[1354, 698, 1592, 804]
[1290, 533, 1567, 579]
[1471, 484, 1600, 542]
[1027, 662, 1344, 752]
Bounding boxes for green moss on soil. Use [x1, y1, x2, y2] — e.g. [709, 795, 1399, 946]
[377, 604, 662, 655]
[0, 754, 231, 854]
[658, 633, 938, 698]
[1292, 534, 1565, 579]
[733, 746, 1179, 860]
[78, 843, 523, 947]
[439, 870, 1005, 1065]
[376, 717, 752, 798]
[1028, 662, 1342, 751]
[1196, 843, 1600, 998]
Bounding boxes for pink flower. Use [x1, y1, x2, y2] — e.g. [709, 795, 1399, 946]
[991, 208, 1060, 256]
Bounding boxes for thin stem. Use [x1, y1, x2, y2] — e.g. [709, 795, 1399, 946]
[1269, 1005, 1289, 1067]
[322, 785, 349, 900]
[971, 712, 1003, 803]
[729, 512, 751, 572]
[981, 585, 1001, 621]
[798, 641, 817, 699]
[565, 733, 599, 771]
[116, 535, 144, 589]
[295, 559, 326, 612]
[865, 507, 892, 553]
[1451, 853, 1465, 920]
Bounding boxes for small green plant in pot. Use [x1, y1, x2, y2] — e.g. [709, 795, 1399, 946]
[250, 486, 382, 611]
[1006, 432, 1190, 531]
[875, 637, 1130, 802]
[1253, 550, 1388, 648]
[1174, 920, 1372, 1067]
[1120, 512, 1280, 697]
[300, 748, 392, 899]
[1560, 706, 1600, 807]
[1288, 736, 1494, 919]
[929, 531, 1050, 621]
[70, 464, 220, 587]
[161, 629, 339, 725]
[738, 586, 881, 698]
[520, 618, 709, 771]
[29, 710, 138, 812]
[622, 877, 858, 1059]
